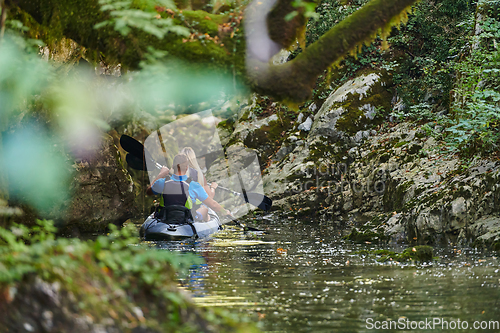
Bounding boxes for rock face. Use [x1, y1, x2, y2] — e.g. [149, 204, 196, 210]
[262, 71, 390, 198]
[62, 133, 136, 234]
[1, 131, 141, 234]
[216, 71, 500, 250]
[276, 119, 500, 249]
[311, 73, 385, 143]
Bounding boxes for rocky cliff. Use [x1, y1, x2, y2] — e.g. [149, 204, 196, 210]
[217, 71, 500, 250]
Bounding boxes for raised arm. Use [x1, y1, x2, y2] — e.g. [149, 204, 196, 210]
[146, 167, 170, 196]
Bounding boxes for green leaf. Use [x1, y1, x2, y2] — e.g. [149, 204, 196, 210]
[94, 21, 111, 30]
[284, 11, 298, 22]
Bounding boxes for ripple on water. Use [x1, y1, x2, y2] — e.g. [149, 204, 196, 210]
[163, 220, 500, 332]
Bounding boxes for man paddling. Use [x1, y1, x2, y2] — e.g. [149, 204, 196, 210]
[146, 154, 231, 223]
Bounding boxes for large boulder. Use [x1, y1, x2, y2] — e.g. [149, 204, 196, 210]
[262, 71, 392, 199]
[62, 133, 136, 234]
[311, 72, 391, 144]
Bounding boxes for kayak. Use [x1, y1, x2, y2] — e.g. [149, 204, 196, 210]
[139, 208, 222, 241]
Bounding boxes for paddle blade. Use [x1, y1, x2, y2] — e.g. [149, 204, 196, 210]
[126, 154, 147, 171]
[245, 192, 272, 211]
[120, 135, 145, 159]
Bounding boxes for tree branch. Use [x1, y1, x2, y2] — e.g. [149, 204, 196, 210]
[11, 0, 419, 103]
[247, 0, 418, 102]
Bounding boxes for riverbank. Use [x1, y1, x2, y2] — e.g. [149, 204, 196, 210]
[213, 71, 500, 250]
[0, 220, 260, 333]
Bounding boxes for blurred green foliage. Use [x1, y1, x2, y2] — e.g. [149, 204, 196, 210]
[0, 219, 198, 286]
[0, 220, 258, 331]
[95, 0, 190, 38]
[0, 11, 244, 213]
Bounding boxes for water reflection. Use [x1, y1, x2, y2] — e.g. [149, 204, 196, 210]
[159, 218, 500, 332]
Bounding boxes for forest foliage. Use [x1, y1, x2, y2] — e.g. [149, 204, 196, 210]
[302, 0, 500, 156]
[0, 0, 498, 329]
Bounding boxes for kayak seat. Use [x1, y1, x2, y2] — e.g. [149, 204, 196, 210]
[156, 205, 194, 225]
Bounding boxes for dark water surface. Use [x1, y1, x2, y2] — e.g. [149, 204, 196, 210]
[150, 215, 500, 332]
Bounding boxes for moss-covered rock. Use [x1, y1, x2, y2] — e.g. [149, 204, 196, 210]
[358, 246, 434, 262]
[12, 1, 247, 73]
[344, 227, 388, 243]
[310, 72, 392, 145]
[62, 133, 137, 234]
[398, 245, 434, 261]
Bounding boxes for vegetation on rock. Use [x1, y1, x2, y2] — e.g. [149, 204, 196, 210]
[0, 220, 259, 332]
[356, 245, 434, 262]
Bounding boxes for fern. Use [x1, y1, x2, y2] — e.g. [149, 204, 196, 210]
[95, 0, 189, 38]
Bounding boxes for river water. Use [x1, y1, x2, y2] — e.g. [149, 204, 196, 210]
[153, 215, 500, 332]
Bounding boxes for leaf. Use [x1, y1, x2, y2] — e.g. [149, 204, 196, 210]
[114, 19, 132, 36]
[284, 11, 298, 22]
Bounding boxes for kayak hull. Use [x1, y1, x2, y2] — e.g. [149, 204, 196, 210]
[140, 210, 221, 241]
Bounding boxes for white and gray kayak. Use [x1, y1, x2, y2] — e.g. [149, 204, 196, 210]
[140, 209, 221, 241]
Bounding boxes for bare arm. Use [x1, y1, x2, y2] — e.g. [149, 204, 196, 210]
[204, 181, 218, 199]
[146, 167, 169, 196]
[202, 197, 230, 217]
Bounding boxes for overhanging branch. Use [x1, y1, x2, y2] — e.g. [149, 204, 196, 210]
[246, 0, 419, 102]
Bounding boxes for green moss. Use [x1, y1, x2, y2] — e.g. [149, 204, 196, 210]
[374, 249, 396, 256]
[243, 115, 292, 160]
[402, 189, 447, 212]
[379, 152, 391, 163]
[453, 185, 472, 200]
[306, 139, 347, 163]
[344, 227, 388, 243]
[326, 71, 393, 136]
[354, 249, 396, 256]
[374, 245, 434, 262]
[408, 143, 422, 154]
[217, 118, 235, 132]
[12, 1, 247, 73]
[238, 106, 254, 122]
[394, 140, 409, 148]
[180, 10, 225, 35]
[354, 247, 434, 262]
[364, 213, 391, 229]
[415, 131, 426, 139]
[399, 245, 434, 261]
[225, 135, 242, 148]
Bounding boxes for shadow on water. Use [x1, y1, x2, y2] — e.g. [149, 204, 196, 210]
[142, 215, 500, 333]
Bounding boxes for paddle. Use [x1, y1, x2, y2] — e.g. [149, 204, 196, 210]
[126, 153, 264, 231]
[223, 215, 262, 232]
[120, 135, 273, 211]
[125, 153, 272, 212]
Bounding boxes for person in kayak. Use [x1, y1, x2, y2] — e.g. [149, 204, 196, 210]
[180, 147, 219, 221]
[146, 154, 230, 224]
[180, 146, 218, 198]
